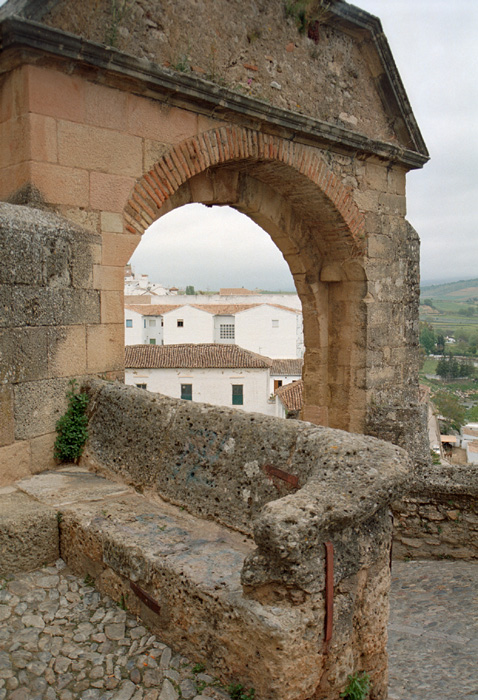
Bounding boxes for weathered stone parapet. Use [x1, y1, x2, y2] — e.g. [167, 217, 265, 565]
[392, 462, 478, 560]
[81, 379, 411, 699]
[82, 379, 410, 536]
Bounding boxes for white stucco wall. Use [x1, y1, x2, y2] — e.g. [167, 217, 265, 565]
[235, 305, 301, 358]
[125, 366, 276, 416]
[163, 306, 214, 344]
[124, 309, 144, 345]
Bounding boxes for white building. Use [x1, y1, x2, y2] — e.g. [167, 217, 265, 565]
[466, 440, 478, 464]
[275, 380, 304, 419]
[124, 303, 304, 358]
[125, 344, 302, 418]
[124, 265, 175, 297]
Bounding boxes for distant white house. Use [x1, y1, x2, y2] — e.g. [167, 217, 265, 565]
[125, 344, 302, 417]
[466, 440, 478, 464]
[124, 303, 304, 358]
[124, 265, 176, 297]
[275, 380, 304, 419]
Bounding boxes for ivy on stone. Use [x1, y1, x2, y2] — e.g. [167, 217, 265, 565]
[54, 380, 89, 462]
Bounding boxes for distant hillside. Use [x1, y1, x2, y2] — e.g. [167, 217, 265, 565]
[420, 278, 478, 301]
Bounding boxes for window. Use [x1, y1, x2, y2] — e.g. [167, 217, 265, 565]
[144, 319, 147, 328]
[149, 319, 156, 327]
[177, 319, 184, 327]
[220, 324, 235, 340]
[181, 384, 192, 401]
[272, 319, 279, 328]
[125, 319, 133, 328]
[232, 385, 243, 405]
[274, 380, 283, 391]
[149, 338, 156, 345]
[136, 383, 147, 390]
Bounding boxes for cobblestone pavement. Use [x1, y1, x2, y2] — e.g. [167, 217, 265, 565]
[388, 560, 478, 700]
[0, 559, 476, 699]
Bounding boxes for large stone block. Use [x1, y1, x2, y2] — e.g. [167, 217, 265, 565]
[47, 325, 87, 378]
[0, 327, 49, 383]
[13, 377, 70, 440]
[0, 490, 59, 575]
[58, 120, 142, 177]
[0, 385, 14, 446]
[0, 440, 31, 486]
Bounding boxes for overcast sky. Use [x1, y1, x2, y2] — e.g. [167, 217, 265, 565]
[131, 0, 478, 290]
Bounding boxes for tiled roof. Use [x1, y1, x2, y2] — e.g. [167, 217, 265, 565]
[125, 344, 272, 369]
[125, 303, 300, 316]
[270, 359, 303, 375]
[266, 304, 301, 315]
[463, 428, 478, 438]
[125, 304, 181, 316]
[191, 304, 258, 315]
[275, 380, 303, 411]
[220, 288, 255, 295]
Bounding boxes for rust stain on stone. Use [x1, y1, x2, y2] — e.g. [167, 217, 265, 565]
[130, 581, 161, 615]
[264, 464, 299, 488]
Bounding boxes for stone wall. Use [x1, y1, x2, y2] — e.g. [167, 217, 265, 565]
[0, 203, 104, 485]
[0, 5, 430, 475]
[81, 378, 411, 699]
[3, 0, 425, 154]
[392, 462, 478, 560]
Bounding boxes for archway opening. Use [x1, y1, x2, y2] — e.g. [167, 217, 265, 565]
[122, 128, 368, 433]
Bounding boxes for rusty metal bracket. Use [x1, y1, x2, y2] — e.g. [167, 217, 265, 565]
[130, 581, 161, 615]
[324, 541, 334, 644]
[264, 464, 299, 488]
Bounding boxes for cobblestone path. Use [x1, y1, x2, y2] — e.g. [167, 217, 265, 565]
[388, 560, 478, 700]
[0, 559, 476, 699]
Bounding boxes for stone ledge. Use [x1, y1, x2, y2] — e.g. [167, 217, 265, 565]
[0, 488, 59, 575]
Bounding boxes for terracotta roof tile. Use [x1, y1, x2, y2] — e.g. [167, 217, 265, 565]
[468, 440, 478, 454]
[463, 428, 478, 438]
[219, 288, 255, 295]
[125, 303, 300, 316]
[275, 380, 303, 411]
[191, 304, 258, 314]
[125, 304, 181, 316]
[125, 344, 272, 369]
[270, 359, 303, 375]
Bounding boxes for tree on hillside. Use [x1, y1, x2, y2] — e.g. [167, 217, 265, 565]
[433, 391, 466, 432]
[436, 354, 475, 379]
[419, 323, 436, 354]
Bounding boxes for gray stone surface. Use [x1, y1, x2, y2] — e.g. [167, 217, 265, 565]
[17, 466, 130, 507]
[1, 558, 476, 700]
[82, 378, 411, 539]
[0, 561, 238, 700]
[0, 491, 58, 576]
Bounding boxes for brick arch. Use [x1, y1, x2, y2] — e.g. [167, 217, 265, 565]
[124, 125, 365, 257]
[123, 125, 368, 433]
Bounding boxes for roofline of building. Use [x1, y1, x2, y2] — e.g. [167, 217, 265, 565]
[0, 13, 428, 170]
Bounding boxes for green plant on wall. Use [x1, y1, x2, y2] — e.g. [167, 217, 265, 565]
[54, 380, 89, 462]
[106, 0, 133, 47]
[340, 672, 371, 700]
[284, 0, 334, 37]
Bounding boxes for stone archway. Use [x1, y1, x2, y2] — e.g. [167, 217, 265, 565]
[123, 125, 368, 433]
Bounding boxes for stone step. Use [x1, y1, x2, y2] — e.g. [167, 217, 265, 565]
[0, 486, 59, 576]
[10, 467, 315, 699]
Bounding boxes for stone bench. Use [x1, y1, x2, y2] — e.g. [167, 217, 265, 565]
[73, 379, 411, 700]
